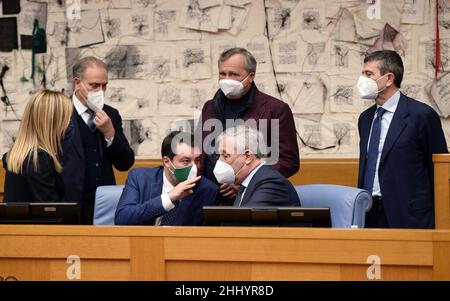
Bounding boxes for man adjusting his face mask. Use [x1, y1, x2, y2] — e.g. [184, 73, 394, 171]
[78, 81, 105, 111]
[66, 57, 134, 225]
[114, 130, 218, 226]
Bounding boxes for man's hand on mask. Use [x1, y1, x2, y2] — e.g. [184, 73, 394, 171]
[93, 109, 115, 139]
[220, 183, 239, 199]
[168, 176, 201, 202]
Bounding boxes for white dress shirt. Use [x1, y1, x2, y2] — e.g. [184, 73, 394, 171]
[367, 90, 400, 196]
[237, 161, 265, 207]
[155, 172, 177, 226]
[72, 94, 114, 147]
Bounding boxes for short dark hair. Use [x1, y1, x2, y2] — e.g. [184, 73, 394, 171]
[364, 50, 404, 88]
[161, 131, 195, 159]
[219, 48, 257, 73]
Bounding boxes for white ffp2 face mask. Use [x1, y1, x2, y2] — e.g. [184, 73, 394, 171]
[219, 79, 244, 99]
[213, 159, 236, 184]
[218, 73, 251, 99]
[87, 90, 104, 111]
[356, 74, 389, 100]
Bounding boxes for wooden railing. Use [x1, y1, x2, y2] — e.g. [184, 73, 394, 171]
[433, 154, 450, 229]
[0, 225, 449, 280]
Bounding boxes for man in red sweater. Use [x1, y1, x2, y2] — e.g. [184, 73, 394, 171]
[197, 47, 299, 204]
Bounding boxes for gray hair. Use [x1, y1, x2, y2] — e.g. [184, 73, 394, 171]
[219, 48, 257, 73]
[218, 125, 269, 159]
[72, 56, 107, 79]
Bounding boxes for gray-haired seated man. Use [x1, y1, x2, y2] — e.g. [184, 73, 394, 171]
[213, 125, 300, 207]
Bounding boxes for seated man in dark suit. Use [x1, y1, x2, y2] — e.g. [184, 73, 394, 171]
[115, 131, 219, 225]
[213, 125, 300, 207]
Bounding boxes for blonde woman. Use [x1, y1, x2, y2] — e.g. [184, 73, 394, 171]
[2, 90, 73, 202]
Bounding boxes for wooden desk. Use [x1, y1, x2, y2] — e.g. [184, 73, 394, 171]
[433, 154, 450, 229]
[0, 226, 449, 281]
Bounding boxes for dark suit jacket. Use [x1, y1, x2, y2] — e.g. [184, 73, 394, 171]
[199, 86, 300, 180]
[115, 167, 219, 225]
[358, 93, 448, 228]
[239, 165, 301, 207]
[3, 151, 64, 203]
[61, 104, 134, 203]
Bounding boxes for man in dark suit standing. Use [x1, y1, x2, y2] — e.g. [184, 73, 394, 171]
[198, 48, 299, 204]
[62, 57, 134, 224]
[115, 131, 218, 226]
[213, 125, 300, 207]
[357, 50, 448, 229]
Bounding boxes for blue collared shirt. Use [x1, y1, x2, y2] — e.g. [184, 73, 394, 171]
[367, 90, 400, 196]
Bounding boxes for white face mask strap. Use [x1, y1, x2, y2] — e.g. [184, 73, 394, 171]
[375, 73, 388, 82]
[376, 73, 392, 93]
[168, 159, 176, 174]
[234, 153, 249, 177]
